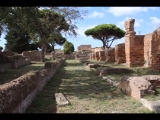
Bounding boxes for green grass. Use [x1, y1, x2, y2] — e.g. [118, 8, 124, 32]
[26, 59, 153, 113]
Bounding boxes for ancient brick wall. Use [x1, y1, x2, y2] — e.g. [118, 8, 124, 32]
[0, 51, 16, 63]
[22, 50, 41, 61]
[92, 52, 96, 59]
[91, 47, 104, 52]
[55, 52, 64, 58]
[11, 55, 31, 69]
[125, 18, 144, 67]
[125, 35, 144, 67]
[106, 48, 115, 62]
[77, 45, 91, 51]
[148, 28, 160, 71]
[144, 33, 153, 67]
[95, 51, 100, 60]
[115, 43, 126, 64]
[98, 50, 106, 61]
[0, 59, 65, 113]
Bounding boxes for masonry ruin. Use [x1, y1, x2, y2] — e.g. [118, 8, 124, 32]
[124, 18, 160, 71]
[77, 45, 92, 52]
[0, 59, 65, 113]
[115, 43, 126, 64]
[22, 50, 41, 61]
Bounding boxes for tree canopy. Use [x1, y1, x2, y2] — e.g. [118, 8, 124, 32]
[5, 23, 39, 53]
[84, 24, 125, 49]
[63, 41, 74, 54]
[0, 7, 88, 62]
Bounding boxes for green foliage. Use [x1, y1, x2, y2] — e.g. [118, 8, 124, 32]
[0, 7, 88, 62]
[4, 23, 39, 53]
[63, 41, 74, 54]
[84, 24, 126, 49]
[0, 46, 3, 50]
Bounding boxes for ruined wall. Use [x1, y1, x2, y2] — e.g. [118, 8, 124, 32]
[115, 43, 126, 64]
[0, 59, 65, 113]
[98, 50, 106, 61]
[95, 51, 100, 60]
[144, 33, 153, 67]
[11, 55, 31, 69]
[0, 51, 16, 63]
[91, 47, 104, 52]
[78, 45, 91, 51]
[22, 50, 41, 61]
[55, 52, 64, 59]
[125, 19, 144, 67]
[106, 48, 115, 62]
[148, 28, 160, 71]
[92, 52, 96, 59]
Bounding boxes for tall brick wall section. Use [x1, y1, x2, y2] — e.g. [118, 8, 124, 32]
[93, 52, 96, 59]
[149, 28, 160, 71]
[95, 51, 100, 60]
[98, 50, 106, 61]
[0, 59, 65, 113]
[115, 43, 126, 64]
[144, 33, 153, 67]
[22, 50, 41, 61]
[106, 48, 115, 62]
[125, 35, 144, 67]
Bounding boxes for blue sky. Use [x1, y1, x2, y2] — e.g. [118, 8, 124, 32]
[0, 7, 160, 51]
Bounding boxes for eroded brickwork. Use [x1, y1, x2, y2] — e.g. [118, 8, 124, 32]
[98, 50, 106, 61]
[125, 19, 144, 67]
[144, 33, 153, 67]
[115, 43, 126, 64]
[78, 45, 91, 51]
[0, 59, 65, 113]
[146, 28, 160, 71]
[95, 51, 100, 60]
[22, 50, 41, 61]
[106, 48, 115, 62]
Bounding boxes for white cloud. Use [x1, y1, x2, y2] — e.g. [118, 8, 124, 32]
[106, 7, 158, 17]
[150, 17, 160, 29]
[87, 11, 105, 18]
[117, 17, 144, 30]
[77, 25, 97, 37]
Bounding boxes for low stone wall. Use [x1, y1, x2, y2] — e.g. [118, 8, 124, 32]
[0, 58, 65, 113]
[11, 55, 31, 69]
[0, 51, 16, 63]
[22, 50, 41, 61]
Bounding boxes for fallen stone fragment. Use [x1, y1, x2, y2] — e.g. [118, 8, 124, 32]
[55, 93, 70, 106]
[140, 98, 160, 113]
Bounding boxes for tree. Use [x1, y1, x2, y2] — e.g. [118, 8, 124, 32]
[5, 23, 39, 53]
[63, 41, 74, 54]
[0, 46, 3, 52]
[0, 7, 88, 62]
[47, 33, 67, 51]
[84, 24, 125, 49]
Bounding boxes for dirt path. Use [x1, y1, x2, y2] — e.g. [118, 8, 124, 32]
[26, 59, 153, 113]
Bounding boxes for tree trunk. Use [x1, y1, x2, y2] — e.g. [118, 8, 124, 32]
[41, 38, 45, 62]
[102, 41, 106, 50]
